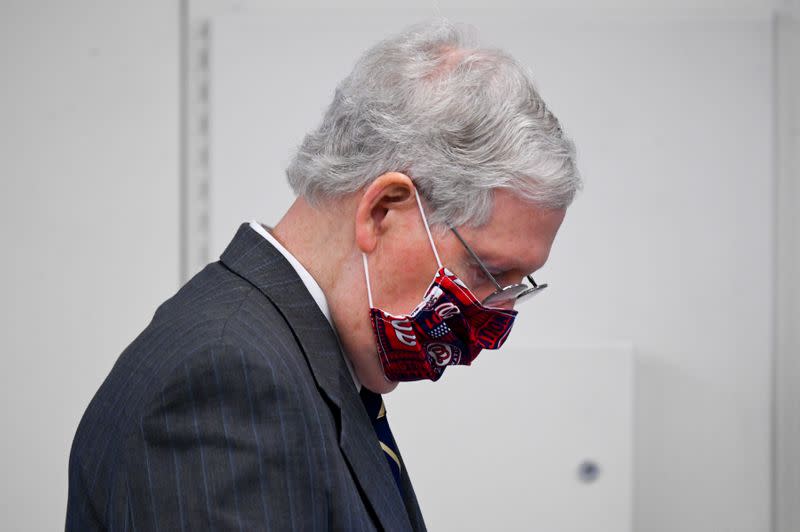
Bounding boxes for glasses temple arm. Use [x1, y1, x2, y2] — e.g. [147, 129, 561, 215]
[449, 226, 503, 291]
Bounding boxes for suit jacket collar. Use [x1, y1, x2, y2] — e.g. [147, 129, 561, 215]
[219, 222, 425, 531]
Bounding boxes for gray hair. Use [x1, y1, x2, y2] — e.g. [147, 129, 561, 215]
[286, 19, 581, 227]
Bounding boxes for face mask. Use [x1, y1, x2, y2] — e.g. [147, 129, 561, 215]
[362, 189, 518, 382]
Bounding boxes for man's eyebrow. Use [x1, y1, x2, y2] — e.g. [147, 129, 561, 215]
[464, 253, 512, 272]
[473, 252, 542, 276]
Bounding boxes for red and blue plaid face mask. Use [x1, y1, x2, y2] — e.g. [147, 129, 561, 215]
[362, 190, 518, 382]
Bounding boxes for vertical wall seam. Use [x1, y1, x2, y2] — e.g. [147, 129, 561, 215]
[773, 5, 800, 532]
[181, 5, 212, 283]
[770, 10, 778, 532]
[179, 0, 189, 284]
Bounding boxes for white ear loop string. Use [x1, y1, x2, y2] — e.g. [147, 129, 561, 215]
[362, 186, 442, 309]
[414, 189, 443, 269]
[362, 252, 374, 308]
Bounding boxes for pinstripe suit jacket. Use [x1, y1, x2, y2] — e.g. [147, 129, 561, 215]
[66, 222, 427, 531]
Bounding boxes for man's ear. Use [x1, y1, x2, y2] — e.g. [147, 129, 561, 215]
[355, 172, 416, 253]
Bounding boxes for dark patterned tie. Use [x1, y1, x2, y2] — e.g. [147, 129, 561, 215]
[359, 386, 404, 493]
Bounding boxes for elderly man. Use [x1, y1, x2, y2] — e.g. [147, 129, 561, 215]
[66, 19, 579, 531]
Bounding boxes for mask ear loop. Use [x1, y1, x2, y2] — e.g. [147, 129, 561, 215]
[414, 189, 443, 269]
[362, 187, 442, 309]
[362, 252, 374, 308]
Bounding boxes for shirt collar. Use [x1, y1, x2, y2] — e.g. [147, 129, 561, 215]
[248, 220, 361, 391]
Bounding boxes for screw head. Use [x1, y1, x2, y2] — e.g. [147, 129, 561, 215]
[577, 460, 601, 483]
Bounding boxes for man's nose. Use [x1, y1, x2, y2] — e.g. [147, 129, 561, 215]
[484, 297, 516, 311]
[497, 300, 516, 310]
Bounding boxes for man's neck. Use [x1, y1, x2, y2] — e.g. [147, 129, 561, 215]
[271, 196, 351, 300]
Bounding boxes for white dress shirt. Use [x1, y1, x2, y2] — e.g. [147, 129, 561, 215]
[249, 220, 361, 391]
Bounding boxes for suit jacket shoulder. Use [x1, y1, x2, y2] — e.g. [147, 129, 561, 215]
[66, 223, 426, 531]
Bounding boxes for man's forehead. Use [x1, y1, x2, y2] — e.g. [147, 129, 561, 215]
[472, 192, 559, 236]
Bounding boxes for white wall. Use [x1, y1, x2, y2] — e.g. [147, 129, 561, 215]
[0, 2, 179, 530]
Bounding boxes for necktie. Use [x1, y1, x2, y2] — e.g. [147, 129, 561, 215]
[359, 386, 404, 493]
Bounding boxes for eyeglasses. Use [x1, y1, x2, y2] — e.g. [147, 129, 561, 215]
[449, 225, 547, 308]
